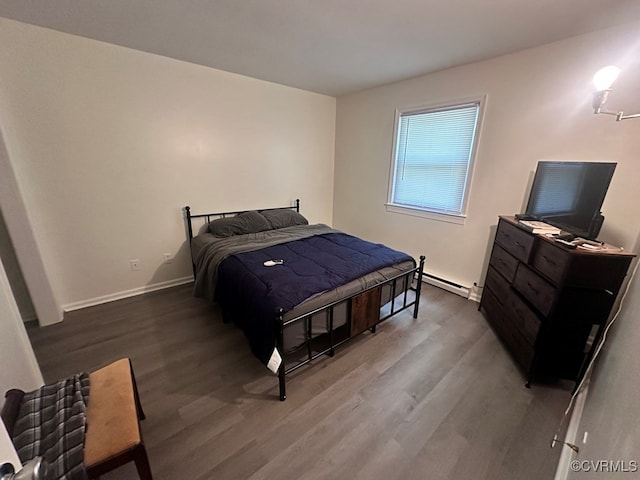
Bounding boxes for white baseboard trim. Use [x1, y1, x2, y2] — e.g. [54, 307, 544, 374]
[423, 274, 470, 299]
[62, 276, 194, 313]
[64, 272, 473, 313]
[468, 290, 482, 303]
[554, 380, 590, 480]
[21, 313, 38, 323]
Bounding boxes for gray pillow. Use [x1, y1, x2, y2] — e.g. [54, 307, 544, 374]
[208, 211, 271, 237]
[261, 209, 308, 229]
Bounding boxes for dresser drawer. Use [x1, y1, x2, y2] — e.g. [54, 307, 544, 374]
[489, 245, 519, 282]
[484, 287, 535, 372]
[495, 219, 534, 263]
[531, 240, 570, 284]
[485, 265, 511, 303]
[501, 321, 535, 372]
[504, 290, 541, 345]
[481, 288, 505, 337]
[513, 265, 557, 316]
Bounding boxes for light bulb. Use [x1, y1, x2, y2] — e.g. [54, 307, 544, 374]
[592, 65, 620, 91]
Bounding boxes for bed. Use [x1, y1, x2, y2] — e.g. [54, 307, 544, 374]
[186, 200, 425, 400]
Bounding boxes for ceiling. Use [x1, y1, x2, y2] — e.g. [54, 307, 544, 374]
[1, 0, 640, 96]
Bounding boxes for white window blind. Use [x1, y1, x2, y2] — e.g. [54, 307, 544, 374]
[390, 102, 480, 216]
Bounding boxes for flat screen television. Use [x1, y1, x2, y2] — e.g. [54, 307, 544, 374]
[522, 161, 617, 240]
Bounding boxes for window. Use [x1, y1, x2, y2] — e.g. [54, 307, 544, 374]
[387, 98, 483, 222]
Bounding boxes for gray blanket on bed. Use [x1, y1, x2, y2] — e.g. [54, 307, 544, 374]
[192, 223, 340, 301]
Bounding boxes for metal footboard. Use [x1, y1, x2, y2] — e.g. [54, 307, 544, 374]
[275, 255, 425, 401]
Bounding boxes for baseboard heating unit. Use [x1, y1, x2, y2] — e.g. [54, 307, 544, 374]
[423, 273, 470, 299]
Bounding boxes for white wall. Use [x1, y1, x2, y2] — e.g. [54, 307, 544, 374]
[0, 18, 336, 310]
[0, 124, 61, 325]
[0, 423, 21, 474]
[0, 233, 43, 471]
[0, 210, 37, 322]
[334, 22, 640, 289]
[0, 247, 43, 393]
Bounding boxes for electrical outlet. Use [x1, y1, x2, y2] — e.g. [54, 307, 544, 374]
[163, 253, 173, 264]
[130, 259, 141, 271]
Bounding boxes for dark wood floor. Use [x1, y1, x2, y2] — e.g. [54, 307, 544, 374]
[27, 283, 570, 480]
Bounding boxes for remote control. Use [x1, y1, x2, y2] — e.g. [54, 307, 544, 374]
[263, 259, 284, 266]
[555, 233, 575, 241]
[555, 239, 577, 249]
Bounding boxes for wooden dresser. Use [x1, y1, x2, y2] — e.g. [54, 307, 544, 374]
[479, 216, 635, 386]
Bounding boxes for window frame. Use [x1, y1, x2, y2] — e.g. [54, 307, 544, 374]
[386, 95, 486, 224]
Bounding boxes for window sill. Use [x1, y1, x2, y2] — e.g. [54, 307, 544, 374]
[385, 204, 467, 225]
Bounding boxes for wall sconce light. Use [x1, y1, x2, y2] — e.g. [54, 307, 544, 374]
[592, 65, 640, 121]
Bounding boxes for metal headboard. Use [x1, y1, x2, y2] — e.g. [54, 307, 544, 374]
[184, 198, 300, 244]
[184, 199, 301, 278]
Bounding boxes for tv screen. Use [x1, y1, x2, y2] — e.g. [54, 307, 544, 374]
[523, 161, 616, 239]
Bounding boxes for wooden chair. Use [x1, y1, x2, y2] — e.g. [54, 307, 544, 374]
[84, 358, 153, 480]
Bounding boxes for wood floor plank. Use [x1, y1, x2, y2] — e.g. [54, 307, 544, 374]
[26, 283, 570, 480]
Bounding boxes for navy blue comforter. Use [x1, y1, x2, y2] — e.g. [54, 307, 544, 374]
[216, 232, 414, 367]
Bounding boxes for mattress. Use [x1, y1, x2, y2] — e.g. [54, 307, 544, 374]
[191, 224, 416, 371]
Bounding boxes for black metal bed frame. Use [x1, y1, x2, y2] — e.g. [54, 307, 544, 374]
[185, 200, 425, 401]
[185, 199, 301, 277]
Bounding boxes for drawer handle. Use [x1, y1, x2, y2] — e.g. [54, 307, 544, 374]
[527, 282, 539, 295]
[542, 255, 556, 266]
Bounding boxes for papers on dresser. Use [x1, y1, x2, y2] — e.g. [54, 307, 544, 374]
[517, 220, 561, 234]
